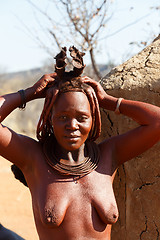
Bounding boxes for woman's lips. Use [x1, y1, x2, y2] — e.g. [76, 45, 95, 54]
[65, 136, 79, 138]
[64, 135, 80, 141]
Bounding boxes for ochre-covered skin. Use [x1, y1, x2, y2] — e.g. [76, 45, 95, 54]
[27, 92, 119, 240]
[0, 48, 160, 239]
[30, 152, 118, 239]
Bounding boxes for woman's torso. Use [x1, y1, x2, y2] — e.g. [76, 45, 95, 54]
[25, 141, 118, 240]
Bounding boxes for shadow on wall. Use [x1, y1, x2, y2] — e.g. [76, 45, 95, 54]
[0, 224, 25, 240]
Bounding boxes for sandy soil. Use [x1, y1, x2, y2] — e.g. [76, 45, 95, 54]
[0, 156, 39, 240]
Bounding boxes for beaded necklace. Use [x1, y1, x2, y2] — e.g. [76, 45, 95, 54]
[43, 136, 100, 181]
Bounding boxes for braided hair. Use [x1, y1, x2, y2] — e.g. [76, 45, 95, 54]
[11, 46, 101, 187]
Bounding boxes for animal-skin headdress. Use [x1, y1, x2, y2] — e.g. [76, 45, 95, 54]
[54, 46, 85, 80]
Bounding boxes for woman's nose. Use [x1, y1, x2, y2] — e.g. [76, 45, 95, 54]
[66, 118, 79, 130]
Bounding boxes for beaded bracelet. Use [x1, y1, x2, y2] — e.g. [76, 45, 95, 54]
[18, 89, 26, 110]
[115, 98, 123, 115]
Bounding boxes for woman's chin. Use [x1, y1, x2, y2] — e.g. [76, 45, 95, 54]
[60, 141, 84, 152]
[63, 143, 81, 152]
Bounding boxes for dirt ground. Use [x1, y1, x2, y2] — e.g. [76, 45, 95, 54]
[0, 156, 39, 240]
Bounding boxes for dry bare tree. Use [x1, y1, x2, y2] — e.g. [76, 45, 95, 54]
[25, 0, 159, 80]
[26, 0, 114, 80]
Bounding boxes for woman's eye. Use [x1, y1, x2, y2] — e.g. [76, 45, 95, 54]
[78, 116, 88, 121]
[59, 116, 67, 121]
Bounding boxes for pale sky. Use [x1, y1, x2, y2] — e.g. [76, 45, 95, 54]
[0, 0, 159, 73]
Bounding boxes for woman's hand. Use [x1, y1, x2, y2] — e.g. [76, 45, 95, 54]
[32, 73, 57, 98]
[81, 76, 108, 107]
[82, 76, 118, 110]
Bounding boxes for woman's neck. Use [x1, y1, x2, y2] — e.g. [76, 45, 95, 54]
[54, 142, 87, 165]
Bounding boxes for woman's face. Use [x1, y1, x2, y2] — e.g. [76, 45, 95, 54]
[52, 91, 92, 151]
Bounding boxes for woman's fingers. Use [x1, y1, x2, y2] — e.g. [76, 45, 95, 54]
[81, 76, 100, 89]
[32, 72, 57, 98]
[42, 72, 57, 85]
[81, 76, 102, 92]
[81, 76, 108, 106]
[81, 76, 94, 84]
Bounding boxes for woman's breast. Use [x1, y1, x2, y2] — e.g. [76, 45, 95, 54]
[40, 198, 69, 227]
[91, 188, 119, 225]
[33, 171, 119, 230]
[86, 172, 119, 225]
[35, 180, 72, 228]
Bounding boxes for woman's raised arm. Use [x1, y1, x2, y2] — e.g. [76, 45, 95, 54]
[0, 73, 56, 167]
[82, 76, 160, 167]
[113, 98, 160, 166]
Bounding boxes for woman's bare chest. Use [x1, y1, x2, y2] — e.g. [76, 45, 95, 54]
[33, 168, 119, 228]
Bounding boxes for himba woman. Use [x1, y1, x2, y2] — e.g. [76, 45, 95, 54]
[0, 46, 160, 240]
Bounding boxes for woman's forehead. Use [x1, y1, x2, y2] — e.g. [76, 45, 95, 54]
[53, 91, 91, 112]
[57, 91, 88, 101]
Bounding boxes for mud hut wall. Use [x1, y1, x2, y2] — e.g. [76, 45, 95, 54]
[99, 37, 160, 240]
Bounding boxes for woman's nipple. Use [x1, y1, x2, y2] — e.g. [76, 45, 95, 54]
[46, 217, 52, 223]
[45, 208, 58, 224]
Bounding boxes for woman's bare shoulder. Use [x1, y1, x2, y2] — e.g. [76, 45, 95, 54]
[0, 124, 42, 168]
